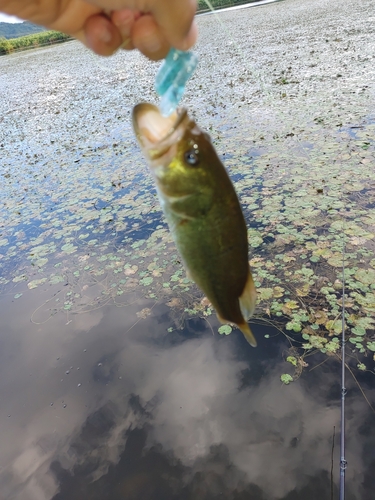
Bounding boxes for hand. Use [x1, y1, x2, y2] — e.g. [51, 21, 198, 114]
[0, 0, 197, 59]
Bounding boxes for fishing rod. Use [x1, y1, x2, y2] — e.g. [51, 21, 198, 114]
[339, 245, 347, 500]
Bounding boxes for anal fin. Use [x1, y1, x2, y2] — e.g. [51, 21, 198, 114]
[238, 270, 257, 347]
[237, 322, 257, 348]
[239, 270, 256, 320]
[216, 316, 257, 348]
[216, 269, 257, 347]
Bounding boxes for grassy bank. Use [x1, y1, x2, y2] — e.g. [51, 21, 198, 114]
[0, 31, 72, 55]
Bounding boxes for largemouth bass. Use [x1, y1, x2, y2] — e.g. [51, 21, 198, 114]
[132, 103, 257, 347]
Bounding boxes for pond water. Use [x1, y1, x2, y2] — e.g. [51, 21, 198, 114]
[1, 0, 375, 498]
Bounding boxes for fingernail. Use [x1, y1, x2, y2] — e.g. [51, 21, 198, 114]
[99, 24, 113, 44]
[141, 34, 162, 54]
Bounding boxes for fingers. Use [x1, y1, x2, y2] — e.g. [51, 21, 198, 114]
[83, 11, 171, 59]
[131, 14, 170, 60]
[83, 14, 123, 55]
[89, 0, 198, 54]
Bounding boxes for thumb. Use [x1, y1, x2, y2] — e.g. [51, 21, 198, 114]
[149, 0, 197, 50]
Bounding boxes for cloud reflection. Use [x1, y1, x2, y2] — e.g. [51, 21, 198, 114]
[0, 292, 373, 499]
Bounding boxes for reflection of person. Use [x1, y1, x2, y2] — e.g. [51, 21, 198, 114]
[0, 0, 197, 59]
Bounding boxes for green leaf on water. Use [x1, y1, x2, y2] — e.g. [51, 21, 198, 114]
[61, 243, 77, 254]
[286, 356, 297, 366]
[355, 268, 375, 285]
[286, 320, 302, 332]
[280, 374, 293, 385]
[352, 326, 366, 336]
[327, 254, 344, 267]
[218, 325, 232, 335]
[257, 288, 274, 300]
[12, 275, 27, 283]
[325, 319, 342, 335]
[50, 275, 64, 284]
[325, 341, 340, 353]
[27, 278, 47, 290]
[139, 276, 153, 286]
[35, 258, 48, 267]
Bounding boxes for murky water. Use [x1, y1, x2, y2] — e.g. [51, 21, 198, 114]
[1, 0, 375, 498]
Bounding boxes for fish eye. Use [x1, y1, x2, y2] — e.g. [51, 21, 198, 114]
[184, 150, 199, 166]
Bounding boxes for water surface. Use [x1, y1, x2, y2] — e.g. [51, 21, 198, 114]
[1, 0, 375, 498]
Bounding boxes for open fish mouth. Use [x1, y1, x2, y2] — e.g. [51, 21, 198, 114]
[132, 103, 188, 160]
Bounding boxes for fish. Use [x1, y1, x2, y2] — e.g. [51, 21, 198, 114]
[132, 103, 257, 347]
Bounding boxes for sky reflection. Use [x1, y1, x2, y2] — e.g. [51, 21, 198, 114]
[0, 289, 373, 499]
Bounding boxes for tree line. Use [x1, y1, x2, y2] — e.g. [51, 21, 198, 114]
[0, 31, 72, 55]
[0, 21, 45, 39]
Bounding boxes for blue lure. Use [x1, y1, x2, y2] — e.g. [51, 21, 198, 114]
[155, 48, 198, 117]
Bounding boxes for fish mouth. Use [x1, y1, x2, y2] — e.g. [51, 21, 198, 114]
[132, 103, 188, 161]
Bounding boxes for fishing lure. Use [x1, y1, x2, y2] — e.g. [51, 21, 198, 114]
[155, 48, 198, 117]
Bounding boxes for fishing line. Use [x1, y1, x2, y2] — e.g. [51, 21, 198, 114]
[202, 0, 271, 97]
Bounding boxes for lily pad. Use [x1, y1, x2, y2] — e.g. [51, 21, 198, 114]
[355, 268, 375, 285]
[218, 325, 232, 335]
[280, 374, 293, 385]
